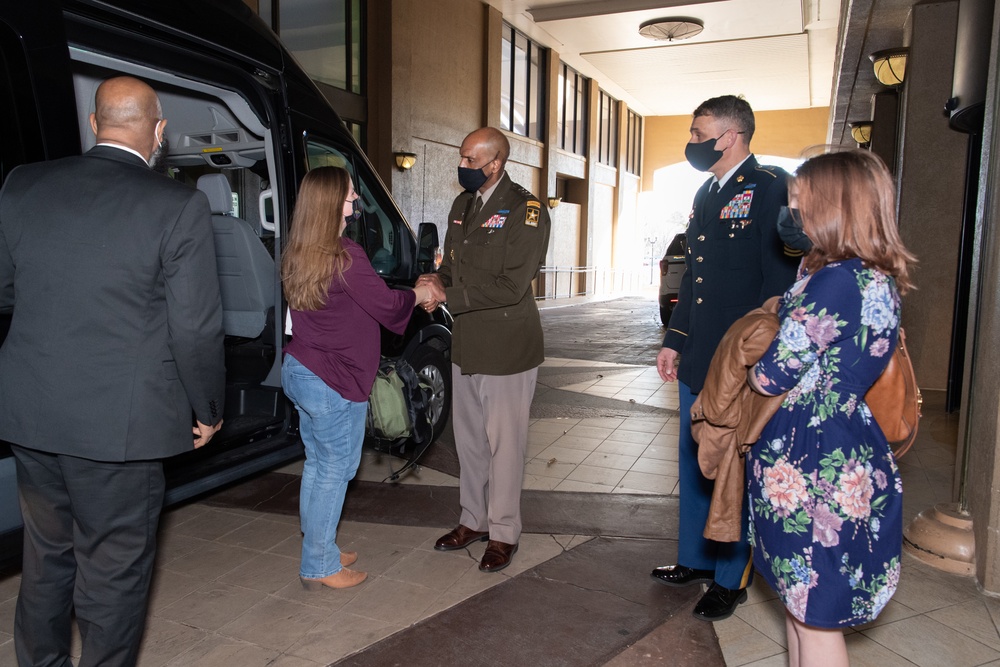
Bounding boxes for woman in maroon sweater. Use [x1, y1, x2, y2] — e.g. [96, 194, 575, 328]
[282, 166, 431, 590]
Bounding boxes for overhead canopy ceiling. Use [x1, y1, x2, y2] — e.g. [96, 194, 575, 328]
[487, 0, 920, 145]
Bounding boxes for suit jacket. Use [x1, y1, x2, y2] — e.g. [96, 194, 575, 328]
[691, 297, 787, 542]
[0, 145, 225, 461]
[437, 172, 551, 376]
[662, 155, 799, 394]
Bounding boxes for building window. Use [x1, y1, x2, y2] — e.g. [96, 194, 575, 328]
[625, 108, 642, 175]
[279, 0, 364, 94]
[556, 63, 587, 155]
[501, 22, 545, 140]
[597, 90, 618, 166]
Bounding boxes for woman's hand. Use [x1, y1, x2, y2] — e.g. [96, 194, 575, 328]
[414, 274, 446, 312]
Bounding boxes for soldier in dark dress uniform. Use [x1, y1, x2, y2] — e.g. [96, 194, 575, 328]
[650, 95, 800, 621]
[418, 127, 551, 573]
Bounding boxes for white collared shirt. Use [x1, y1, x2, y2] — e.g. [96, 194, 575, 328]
[713, 154, 753, 190]
[96, 142, 150, 166]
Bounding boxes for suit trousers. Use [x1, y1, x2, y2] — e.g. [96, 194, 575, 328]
[677, 381, 754, 591]
[452, 364, 537, 545]
[12, 445, 166, 667]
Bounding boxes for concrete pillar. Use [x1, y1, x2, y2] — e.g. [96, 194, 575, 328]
[572, 80, 600, 294]
[962, 0, 1000, 592]
[895, 0, 966, 393]
[870, 90, 899, 173]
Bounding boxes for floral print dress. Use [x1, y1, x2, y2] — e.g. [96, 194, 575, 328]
[747, 258, 903, 628]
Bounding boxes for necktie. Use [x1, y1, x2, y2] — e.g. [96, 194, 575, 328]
[708, 181, 720, 197]
[467, 196, 483, 223]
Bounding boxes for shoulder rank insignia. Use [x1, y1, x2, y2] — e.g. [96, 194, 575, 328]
[525, 203, 540, 227]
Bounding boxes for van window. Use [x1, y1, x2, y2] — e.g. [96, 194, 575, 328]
[0, 22, 44, 183]
[306, 139, 404, 279]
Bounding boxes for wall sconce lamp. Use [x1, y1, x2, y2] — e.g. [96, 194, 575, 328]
[849, 120, 873, 147]
[547, 197, 562, 209]
[393, 151, 417, 171]
[869, 48, 908, 87]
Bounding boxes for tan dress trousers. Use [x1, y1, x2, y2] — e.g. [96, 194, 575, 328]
[452, 363, 538, 545]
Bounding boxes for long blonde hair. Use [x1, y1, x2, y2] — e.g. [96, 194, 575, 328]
[281, 166, 353, 310]
[796, 150, 916, 293]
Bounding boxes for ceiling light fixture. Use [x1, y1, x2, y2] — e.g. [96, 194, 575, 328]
[869, 48, 908, 87]
[638, 17, 704, 42]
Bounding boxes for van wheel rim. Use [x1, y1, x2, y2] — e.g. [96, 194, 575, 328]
[418, 364, 446, 425]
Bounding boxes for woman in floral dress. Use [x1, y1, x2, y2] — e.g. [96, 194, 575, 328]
[747, 150, 916, 666]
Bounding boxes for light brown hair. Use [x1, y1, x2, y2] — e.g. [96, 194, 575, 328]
[796, 150, 916, 293]
[281, 167, 353, 311]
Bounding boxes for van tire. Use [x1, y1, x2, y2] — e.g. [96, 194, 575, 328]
[406, 341, 451, 441]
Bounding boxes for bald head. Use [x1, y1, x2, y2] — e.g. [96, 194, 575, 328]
[458, 127, 510, 193]
[90, 76, 165, 162]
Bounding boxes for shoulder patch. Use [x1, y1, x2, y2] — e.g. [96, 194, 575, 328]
[525, 204, 540, 227]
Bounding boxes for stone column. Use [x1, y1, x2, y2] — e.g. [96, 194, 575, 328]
[962, 0, 1000, 591]
[896, 0, 966, 394]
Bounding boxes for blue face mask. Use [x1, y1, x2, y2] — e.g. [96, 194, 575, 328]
[776, 206, 813, 252]
[458, 166, 490, 192]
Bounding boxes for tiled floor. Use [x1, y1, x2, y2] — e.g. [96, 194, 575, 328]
[0, 356, 992, 666]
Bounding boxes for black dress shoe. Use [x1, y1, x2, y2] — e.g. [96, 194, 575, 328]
[434, 525, 489, 551]
[650, 564, 715, 587]
[479, 540, 518, 572]
[692, 582, 748, 621]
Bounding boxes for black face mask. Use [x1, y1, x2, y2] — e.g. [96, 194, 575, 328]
[776, 206, 813, 252]
[150, 136, 170, 175]
[458, 166, 490, 192]
[344, 197, 362, 226]
[685, 137, 724, 172]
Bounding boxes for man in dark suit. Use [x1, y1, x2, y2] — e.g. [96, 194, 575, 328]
[651, 95, 800, 621]
[0, 76, 225, 666]
[417, 127, 550, 573]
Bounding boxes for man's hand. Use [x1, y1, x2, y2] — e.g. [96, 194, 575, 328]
[656, 347, 679, 383]
[193, 420, 222, 449]
[416, 273, 447, 312]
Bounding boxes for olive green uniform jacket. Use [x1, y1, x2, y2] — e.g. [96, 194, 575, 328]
[437, 172, 551, 376]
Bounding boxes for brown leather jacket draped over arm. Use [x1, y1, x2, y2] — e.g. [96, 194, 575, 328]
[691, 296, 788, 542]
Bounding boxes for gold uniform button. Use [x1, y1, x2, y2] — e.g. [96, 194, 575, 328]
[696, 298, 703, 304]
[696, 256, 704, 263]
[729, 233, 734, 238]
[696, 277, 703, 283]
[698, 235, 705, 241]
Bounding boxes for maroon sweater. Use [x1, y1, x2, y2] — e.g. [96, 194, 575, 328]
[285, 238, 416, 402]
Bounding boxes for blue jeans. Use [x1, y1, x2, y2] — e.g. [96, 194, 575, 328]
[282, 354, 368, 579]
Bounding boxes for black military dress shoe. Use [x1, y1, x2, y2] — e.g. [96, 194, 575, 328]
[434, 525, 489, 551]
[692, 582, 748, 621]
[479, 540, 518, 572]
[650, 564, 715, 587]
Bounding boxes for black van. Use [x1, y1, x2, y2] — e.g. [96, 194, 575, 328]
[0, 0, 451, 565]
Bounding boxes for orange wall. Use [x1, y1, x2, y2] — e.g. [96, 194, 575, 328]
[642, 107, 831, 190]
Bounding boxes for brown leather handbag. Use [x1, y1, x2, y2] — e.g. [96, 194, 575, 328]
[865, 328, 922, 458]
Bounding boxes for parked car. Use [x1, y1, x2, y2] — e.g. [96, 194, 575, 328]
[0, 0, 451, 567]
[658, 233, 687, 326]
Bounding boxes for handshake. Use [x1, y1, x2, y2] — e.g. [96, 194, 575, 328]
[413, 273, 447, 313]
